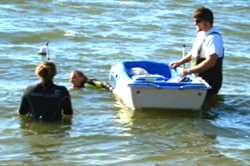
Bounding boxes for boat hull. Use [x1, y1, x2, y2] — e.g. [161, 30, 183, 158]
[110, 60, 210, 110]
[116, 81, 207, 110]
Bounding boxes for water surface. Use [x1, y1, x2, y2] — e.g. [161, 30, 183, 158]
[0, 0, 250, 165]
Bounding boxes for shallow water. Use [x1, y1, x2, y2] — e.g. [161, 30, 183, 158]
[0, 0, 250, 165]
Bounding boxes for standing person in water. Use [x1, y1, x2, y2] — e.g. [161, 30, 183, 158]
[18, 61, 73, 120]
[169, 7, 224, 95]
[69, 70, 116, 94]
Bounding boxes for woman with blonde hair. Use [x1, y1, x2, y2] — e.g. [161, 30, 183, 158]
[18, 61, 73, 120]
[69, 70, 116, 94]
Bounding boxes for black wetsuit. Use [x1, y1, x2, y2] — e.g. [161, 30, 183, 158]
[18, 81, 73, 120]
[81, 79, 114, 92]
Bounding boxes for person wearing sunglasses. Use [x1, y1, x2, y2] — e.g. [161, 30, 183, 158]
[169, 6, 224, 95]
[69, 70, 117, 94]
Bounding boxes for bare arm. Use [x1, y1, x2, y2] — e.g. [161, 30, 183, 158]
[169, 50, 192, 68]
[180, 53, 218, 76]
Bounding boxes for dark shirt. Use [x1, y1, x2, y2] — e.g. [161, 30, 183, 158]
[18, 81, 73, 120]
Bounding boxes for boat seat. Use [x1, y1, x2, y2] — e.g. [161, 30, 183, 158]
[167, 75, 190, 82]
[128, 67, 168, 82]
[128, 67, 149, 76]
[132, 74, 167, 82]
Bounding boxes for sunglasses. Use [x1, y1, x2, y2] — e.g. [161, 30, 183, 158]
[194, 19, 203, 23]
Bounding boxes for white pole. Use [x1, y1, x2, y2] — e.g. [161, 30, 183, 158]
[46, 42, 50, 60]
[182, 44, 185, 68]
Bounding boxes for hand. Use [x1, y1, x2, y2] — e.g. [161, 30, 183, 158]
[179, 68, 191, 76]
[111, 88, 117, 95]
[169, 61, 181, 68]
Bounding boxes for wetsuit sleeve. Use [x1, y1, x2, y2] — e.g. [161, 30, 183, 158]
[84, 79, 103, 89]
[18, 95, 30, 115]
[61, 89, 73, 115]
[101, 81, 115, 92]
[84, 79, 115, 92]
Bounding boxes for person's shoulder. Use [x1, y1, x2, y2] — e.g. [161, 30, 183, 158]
[54, 84, 68, 90]
[87, 78, 99, 83]
[207, 27, 222, 36]
[25, 84, 37, 91]
[22, 84, 38, 96]
[206, 28, 222, 41]
[89, 78, 98, 81]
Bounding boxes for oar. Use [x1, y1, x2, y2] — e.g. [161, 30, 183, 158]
[45, 42, 50, 60]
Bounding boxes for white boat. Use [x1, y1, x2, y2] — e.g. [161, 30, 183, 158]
[110, 60, 211, 110]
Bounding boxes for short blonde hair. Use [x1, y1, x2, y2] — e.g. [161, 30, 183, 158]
[35, 61, 57, 81]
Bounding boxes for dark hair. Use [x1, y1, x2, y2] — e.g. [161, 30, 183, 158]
[36, 61, 57, 81]
[193, 7, 214, 25]
[72, 70, 88, 81]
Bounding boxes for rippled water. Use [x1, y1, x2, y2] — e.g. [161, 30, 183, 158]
[0, 0, 250, 165]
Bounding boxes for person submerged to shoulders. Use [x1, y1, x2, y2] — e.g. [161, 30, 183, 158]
[18, 61, 73, 120]
[69, 70, 117, 94]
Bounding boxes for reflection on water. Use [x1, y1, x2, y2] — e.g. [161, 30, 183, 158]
[113, 97, 223, 165]
[201, 94, 225, 120]
[19, 117, 72, 136]
[17, 118, 72, 164]
[202, 94, 250, 120]
[114, 94, 207, 125]
[113, 94, 250, 165]
[114, 93, 250, 127]
[202, 94, 250, 160]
